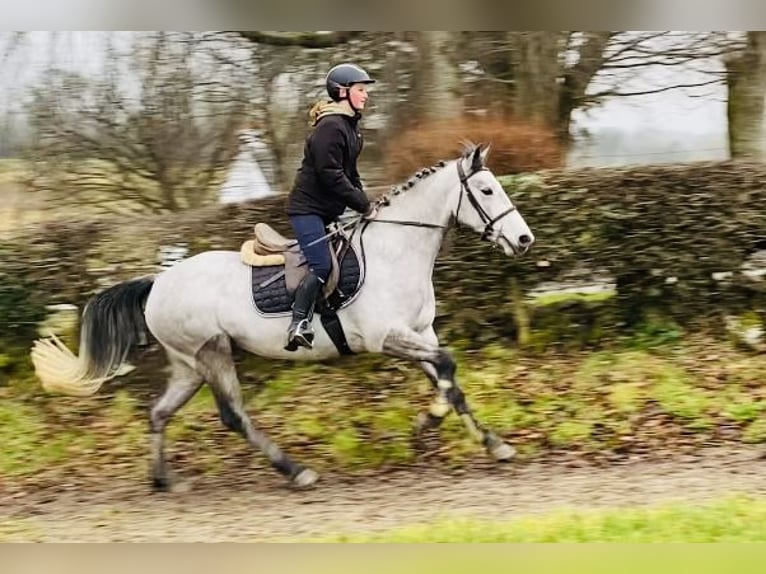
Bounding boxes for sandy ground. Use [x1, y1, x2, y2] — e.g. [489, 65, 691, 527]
[2, 445, 765, 542]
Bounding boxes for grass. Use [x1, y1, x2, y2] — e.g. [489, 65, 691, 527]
[0, 400, 50, 475]
[743, 418, 766, 444]
[313, 494, 766, 542]
[529, 289, 615, 307]
[0, 517, 43, 542]
[3, 494, 766, 542]
[0, 399, 97, 476]
[653, 372, 712, 424]
[5, 332, 766, 481]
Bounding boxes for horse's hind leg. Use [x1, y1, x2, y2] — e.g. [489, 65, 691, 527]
[383, 326, 516, 462]
[150, 356, 203, 491]
[195, 334, 318, 488]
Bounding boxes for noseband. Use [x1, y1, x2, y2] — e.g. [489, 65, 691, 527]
[455, 162, 516, 241]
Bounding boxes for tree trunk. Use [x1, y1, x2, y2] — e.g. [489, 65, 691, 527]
[412, 32, 463, 122]
[558, 32, 613, 145]
[508, 32, 565, 130]
[726, 32, 766, 160]
[461, 31, 612, 144]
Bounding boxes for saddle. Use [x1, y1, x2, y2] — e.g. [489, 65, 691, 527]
[240, 221, 363, 356]
[240, 222, 343, 298]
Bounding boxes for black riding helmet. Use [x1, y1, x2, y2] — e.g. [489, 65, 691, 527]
[325, 63, 376, 102]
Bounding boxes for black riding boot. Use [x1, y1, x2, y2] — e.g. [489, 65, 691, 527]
[285, 271, 323, 351]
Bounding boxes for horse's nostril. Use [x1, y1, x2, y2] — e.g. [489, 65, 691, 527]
[519, 234, 532, 246]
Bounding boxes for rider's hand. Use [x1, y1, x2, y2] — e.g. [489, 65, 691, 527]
[365, 205, 379, 220]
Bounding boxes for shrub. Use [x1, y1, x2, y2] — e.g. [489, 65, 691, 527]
[381, 115, 563, 183]
[0, 246, 47, 362]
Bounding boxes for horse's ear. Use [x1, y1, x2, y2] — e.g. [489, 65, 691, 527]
[471, 143, 485, 172]
[480, 142, 491, 165]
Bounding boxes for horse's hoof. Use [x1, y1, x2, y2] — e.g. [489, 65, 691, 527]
[152, 470, 191, 493]
[151, 468, 176, 492]
[152, 476, 172, 492]
[489, 441, 517, 462]
[292, 468, 319, 489]
[414, 411, 441, 434]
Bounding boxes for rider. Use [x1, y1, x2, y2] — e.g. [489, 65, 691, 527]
[284, 63, 378, 351]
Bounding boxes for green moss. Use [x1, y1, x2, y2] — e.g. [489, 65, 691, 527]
[0, 399, 96, 476]
[721, 396, 765, 424]
[479, 343, 519, 363]
[550, 419, 593, 446]
[249, 363, 322, 410]
[0, 401, 48, 475]
[653, 374, 712, 424]
[98, 390, 148, 461]
[743, 418, 766, 444]
[330, 427, 363, 466]
[525, 294, 620, 353]
[629, 316, 683, 349]
[530, 289, 615, 307]
[294, 415, 326, 439]
[608, 382, 646, 414]
[737, 311, 762, 329]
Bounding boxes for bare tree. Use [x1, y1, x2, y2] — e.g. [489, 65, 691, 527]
[24, 32, 253, 214]
[228, 31, 756, 176]
[233, 31, 409, 190]
[459, 31, 737, 144]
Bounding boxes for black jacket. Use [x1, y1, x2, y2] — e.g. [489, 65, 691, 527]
[287, 112, 371, 222]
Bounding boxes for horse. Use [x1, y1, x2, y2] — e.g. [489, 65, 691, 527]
[30, 142, 535, 491]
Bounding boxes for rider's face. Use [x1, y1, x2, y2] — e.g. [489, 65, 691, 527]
[345, 83, 369, 110]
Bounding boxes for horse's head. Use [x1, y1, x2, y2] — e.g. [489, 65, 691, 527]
[453, 143, 534, 256]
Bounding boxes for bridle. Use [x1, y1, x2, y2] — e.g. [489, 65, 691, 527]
[369, 161, 517, 241]
[455, 161, 517, 241]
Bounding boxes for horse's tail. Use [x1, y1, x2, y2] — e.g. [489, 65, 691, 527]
[31, 276, 155, 397]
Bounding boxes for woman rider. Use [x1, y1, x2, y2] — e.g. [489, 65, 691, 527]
[284, 63, 377, 351]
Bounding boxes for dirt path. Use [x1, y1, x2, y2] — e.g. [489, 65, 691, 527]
[3, 446, 766, 542]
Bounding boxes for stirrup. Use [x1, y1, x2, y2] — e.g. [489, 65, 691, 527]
[285, 319, 315, 351]
[294, 319, 315, 347]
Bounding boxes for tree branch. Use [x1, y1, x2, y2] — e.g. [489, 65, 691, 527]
[233, 31, 362, 48]
[589, 78, 722, 99]
[564, 32, 614, 103]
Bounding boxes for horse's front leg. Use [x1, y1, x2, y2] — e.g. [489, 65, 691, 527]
[382, 327, 516, 462]
[415, 360, 452, 434]
[410, 327, 453, 434]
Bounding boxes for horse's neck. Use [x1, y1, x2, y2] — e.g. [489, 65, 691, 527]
[360, 165, 456, 277]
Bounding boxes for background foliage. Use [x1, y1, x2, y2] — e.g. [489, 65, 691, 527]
[3, 159, 766, 351]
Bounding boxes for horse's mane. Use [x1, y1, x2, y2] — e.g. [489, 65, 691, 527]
[379, 142, 482, 206]
[387, 160, 447, 197]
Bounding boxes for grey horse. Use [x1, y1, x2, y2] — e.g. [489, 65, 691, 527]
[31, 143, 535, 490]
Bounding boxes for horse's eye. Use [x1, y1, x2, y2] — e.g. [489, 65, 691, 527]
[481, 187, 493, 195]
